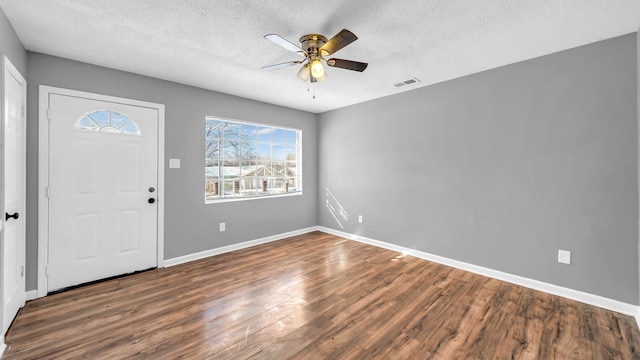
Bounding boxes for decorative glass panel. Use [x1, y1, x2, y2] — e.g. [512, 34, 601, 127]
[74, 110, 140, 135]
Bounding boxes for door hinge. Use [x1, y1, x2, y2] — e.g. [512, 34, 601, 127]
[21, 265, 24, 277]
[45, 265, 49, 276]
[21, 105, 25, 118]
[45, 186, 50, 199]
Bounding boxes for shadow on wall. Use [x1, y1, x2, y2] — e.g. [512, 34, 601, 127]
[325, 188, 348, 229]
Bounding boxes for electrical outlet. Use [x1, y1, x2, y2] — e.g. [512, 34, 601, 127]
[558, 249, 571, 264]
[358, 215, 363, 224]
[169, 158, 181, 168]
[219, 222, 226, 232]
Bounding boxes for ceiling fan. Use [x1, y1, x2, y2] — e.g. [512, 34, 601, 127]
[262, 29, 368, 83]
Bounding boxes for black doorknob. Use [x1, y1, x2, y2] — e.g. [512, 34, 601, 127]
[5, 212, 19, 221]
[148, 198, 156, 204]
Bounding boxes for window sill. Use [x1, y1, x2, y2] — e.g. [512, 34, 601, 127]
[205, 191, 302, 204]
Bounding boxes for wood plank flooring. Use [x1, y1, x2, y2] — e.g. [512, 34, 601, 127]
[3, 231, 640, 359]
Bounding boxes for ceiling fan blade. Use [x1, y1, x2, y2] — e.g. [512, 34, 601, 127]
[326, 58, 368, 72]
[264, 34, 303, 54]
[319, 29, 358, 55]
[262, 61, 302, 71]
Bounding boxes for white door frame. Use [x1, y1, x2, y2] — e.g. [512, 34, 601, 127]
[37, 86, 165, 298]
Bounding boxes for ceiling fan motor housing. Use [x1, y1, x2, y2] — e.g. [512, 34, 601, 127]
[299, 34, 328, 57]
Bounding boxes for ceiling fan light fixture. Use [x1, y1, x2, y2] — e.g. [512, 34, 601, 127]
[311, 72, 327, 83]
[310, 59, 324, 78]
[297, 64, 310, 81]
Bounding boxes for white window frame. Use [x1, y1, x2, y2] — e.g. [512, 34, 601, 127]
[205, 116, 302, 203]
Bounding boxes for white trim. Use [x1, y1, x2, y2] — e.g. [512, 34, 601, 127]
[205, 191, 302, 204]
[37, 85, 166, 297]
[37, 87, 48, 298]
[636, 24, 640, 329]
[164, 227, 317, 267]
[0, 341, 5, 357]
[317, 226, 640, 317]
[25, 290, 37, 302]
[156, 103, 165, 268]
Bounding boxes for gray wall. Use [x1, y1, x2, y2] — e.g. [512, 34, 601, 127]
[25, 53, 318, 290]
[0, 6, 26, 76]
[318, 34, 639, 304]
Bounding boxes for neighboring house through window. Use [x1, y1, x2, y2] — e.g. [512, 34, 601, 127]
[205, 117, 302, 202]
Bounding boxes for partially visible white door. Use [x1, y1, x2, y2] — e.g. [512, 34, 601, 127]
[2, 56, 26, 334]
[47, 93, 159, 292]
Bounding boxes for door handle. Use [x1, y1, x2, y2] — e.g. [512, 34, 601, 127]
[5, 212, 19, 221]
[148, 198, 156, 204]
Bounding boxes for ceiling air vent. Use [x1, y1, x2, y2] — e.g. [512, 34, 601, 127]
[393, 77, 421, 88]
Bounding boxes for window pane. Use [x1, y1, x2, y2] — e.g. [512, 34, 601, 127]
[205, 138, 220, 160]
[285, 145, 296, 161]
[271, 178, 286, 194]
[286, 161, 298, 177]
[205, 179, 221, 199]
[272, 128, 285, 144]
[223, 179, 240, 196]
[285, 130, 297, 145]
[223, 122, 241, 140]
[241, 124, 257, 140]
[272, 162, 285, 175]
[222, 140, 242, 161]
[272, 144, 285, 161]
[254, 163, 263, 177]
[257, 143, 270, 160]
[87, 111, 109, 127]
[77, 116, 99, 130]
[240, 177, 258, 196]
[206, 119, 223, 138]
[241, 161, 257, 177]
[111, 112, 130, 128]
[222, 161, 241, 177]
[205, 160, 220, 175]
[241, 141, 257, 160]
[120, 122, 139, 135]
[258, 126, 271, 142]
[286, 177, 297, 192]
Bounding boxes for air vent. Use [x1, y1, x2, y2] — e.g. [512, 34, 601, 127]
[393, 77, 421, 88]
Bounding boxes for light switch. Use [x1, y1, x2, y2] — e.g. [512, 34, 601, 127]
[169, 159, 181, 168]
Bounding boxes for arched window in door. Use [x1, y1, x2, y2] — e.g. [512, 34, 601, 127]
[74, 110, 140, 135]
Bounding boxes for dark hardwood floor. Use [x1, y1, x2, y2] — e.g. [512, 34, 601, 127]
[3, 231, 640, 359]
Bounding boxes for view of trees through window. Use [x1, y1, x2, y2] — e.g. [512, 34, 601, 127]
[205, 117, 302, 201]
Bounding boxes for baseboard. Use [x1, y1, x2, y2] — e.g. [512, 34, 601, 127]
[317, 226, 640, 318]
[25, 290, 38, 301]
[163, 226, 318, 267]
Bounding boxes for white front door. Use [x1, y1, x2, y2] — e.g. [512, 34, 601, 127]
[47, 92, 160, 292]
[2, 56, 26, 334]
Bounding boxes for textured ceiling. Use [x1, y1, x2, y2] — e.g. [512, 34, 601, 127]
[1, 0, 639, 114]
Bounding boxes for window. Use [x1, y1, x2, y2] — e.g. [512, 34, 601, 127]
[205, 117, 302, 202]
[74, 110, 140, 135]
